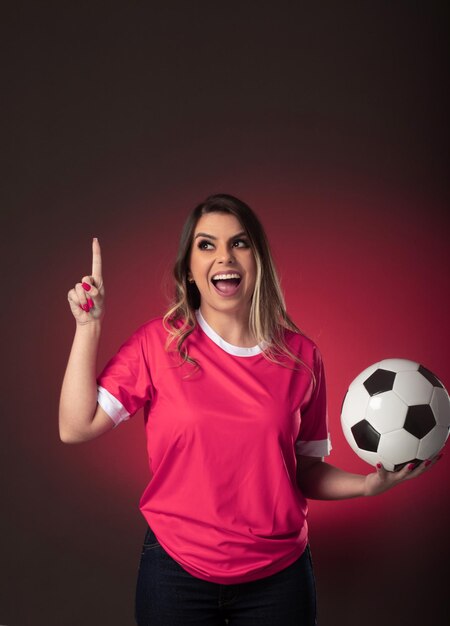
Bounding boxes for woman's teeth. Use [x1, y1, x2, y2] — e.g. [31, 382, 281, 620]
[212, 273, 241, 281]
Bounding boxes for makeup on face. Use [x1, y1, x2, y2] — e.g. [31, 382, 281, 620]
[189, 213, 257, 307]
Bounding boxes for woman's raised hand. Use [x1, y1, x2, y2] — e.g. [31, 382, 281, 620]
[67, 238, 105, 324]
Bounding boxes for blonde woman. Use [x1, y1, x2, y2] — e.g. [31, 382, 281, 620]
[60, 194, 438, 626]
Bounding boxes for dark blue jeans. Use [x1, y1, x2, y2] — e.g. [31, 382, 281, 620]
[135, 525, 317, 625]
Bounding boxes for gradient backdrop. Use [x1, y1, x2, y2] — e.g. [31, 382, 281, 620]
[2, 2, 449, 625]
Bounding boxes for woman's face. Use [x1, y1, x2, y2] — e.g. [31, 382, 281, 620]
[188, 212, 257, 317]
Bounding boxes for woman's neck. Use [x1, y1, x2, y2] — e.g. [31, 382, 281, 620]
[198, 305, 257, 347]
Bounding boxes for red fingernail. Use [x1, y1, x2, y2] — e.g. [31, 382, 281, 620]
[82, 282, 91, 291]
[376, 463, 382, 469]
[408, 463, 415, 471]
[87, 298, 94, 309]
[82, 303, 90, 312]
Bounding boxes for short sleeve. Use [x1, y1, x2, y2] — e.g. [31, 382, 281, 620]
[96, 327, 154, 427]
[295, 347, 332, 457]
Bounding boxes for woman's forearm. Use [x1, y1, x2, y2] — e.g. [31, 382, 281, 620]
[296, 455, 436, 500]
[59, 320, 102, 442]
[297, 461, 366, 500]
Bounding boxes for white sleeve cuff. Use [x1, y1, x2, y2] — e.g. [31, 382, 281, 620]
[97, 386, 130, 426]
[295, 436, 332, 457]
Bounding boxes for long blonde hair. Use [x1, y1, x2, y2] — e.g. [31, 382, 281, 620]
[163, 193, 313, 380]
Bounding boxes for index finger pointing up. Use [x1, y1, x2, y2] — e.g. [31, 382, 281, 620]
[92, 237, 103, 286]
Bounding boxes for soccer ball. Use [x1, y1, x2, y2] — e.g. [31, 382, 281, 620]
[341, 359, 450, 471]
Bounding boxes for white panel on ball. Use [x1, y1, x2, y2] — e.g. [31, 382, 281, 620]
[393, 370, 434, 405]
[341, 420, 359, 454]
[378, 430, 419, 466]
[417, 426, 449, 459]
[366, 393, 408, 434]
[341, 385, 371, 428]
[430, 388, 450, 429]
[376, 455, 395, 472]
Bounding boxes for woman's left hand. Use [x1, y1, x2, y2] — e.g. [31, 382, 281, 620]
[364, 453, 443, 497]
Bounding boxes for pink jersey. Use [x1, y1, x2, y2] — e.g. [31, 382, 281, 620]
[97, 309, 331, 584]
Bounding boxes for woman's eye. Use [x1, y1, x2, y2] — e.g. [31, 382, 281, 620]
[197, 238, 249, 250]
[198, 240, 214, 250]
[232, 239, 249, 248]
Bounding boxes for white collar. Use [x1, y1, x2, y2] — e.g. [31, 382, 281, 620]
[195, 309, 264, 357]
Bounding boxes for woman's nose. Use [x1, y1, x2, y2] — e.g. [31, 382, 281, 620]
[217, 245, 235, 263]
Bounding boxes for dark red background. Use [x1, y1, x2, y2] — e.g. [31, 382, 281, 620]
[2, 2, 449, 625]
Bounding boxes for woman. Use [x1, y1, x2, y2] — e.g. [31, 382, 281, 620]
[60, 193, 439, 626]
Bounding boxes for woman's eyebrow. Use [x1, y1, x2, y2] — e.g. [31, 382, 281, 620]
[194, 231, 246, 241]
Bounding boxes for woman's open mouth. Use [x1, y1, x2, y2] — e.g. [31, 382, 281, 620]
[211, 272, 242, 297]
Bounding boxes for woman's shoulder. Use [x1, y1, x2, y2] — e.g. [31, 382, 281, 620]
[281, 326, 322, 362]
[136, 315, 171, 334]
[133, 313, 191, 340]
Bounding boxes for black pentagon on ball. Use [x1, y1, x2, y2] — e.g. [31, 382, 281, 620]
[363, 369, 396, 396]
[418, 365, 443, 388]
[404, 405, 436, 439]
[351, 420, 380, 452]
